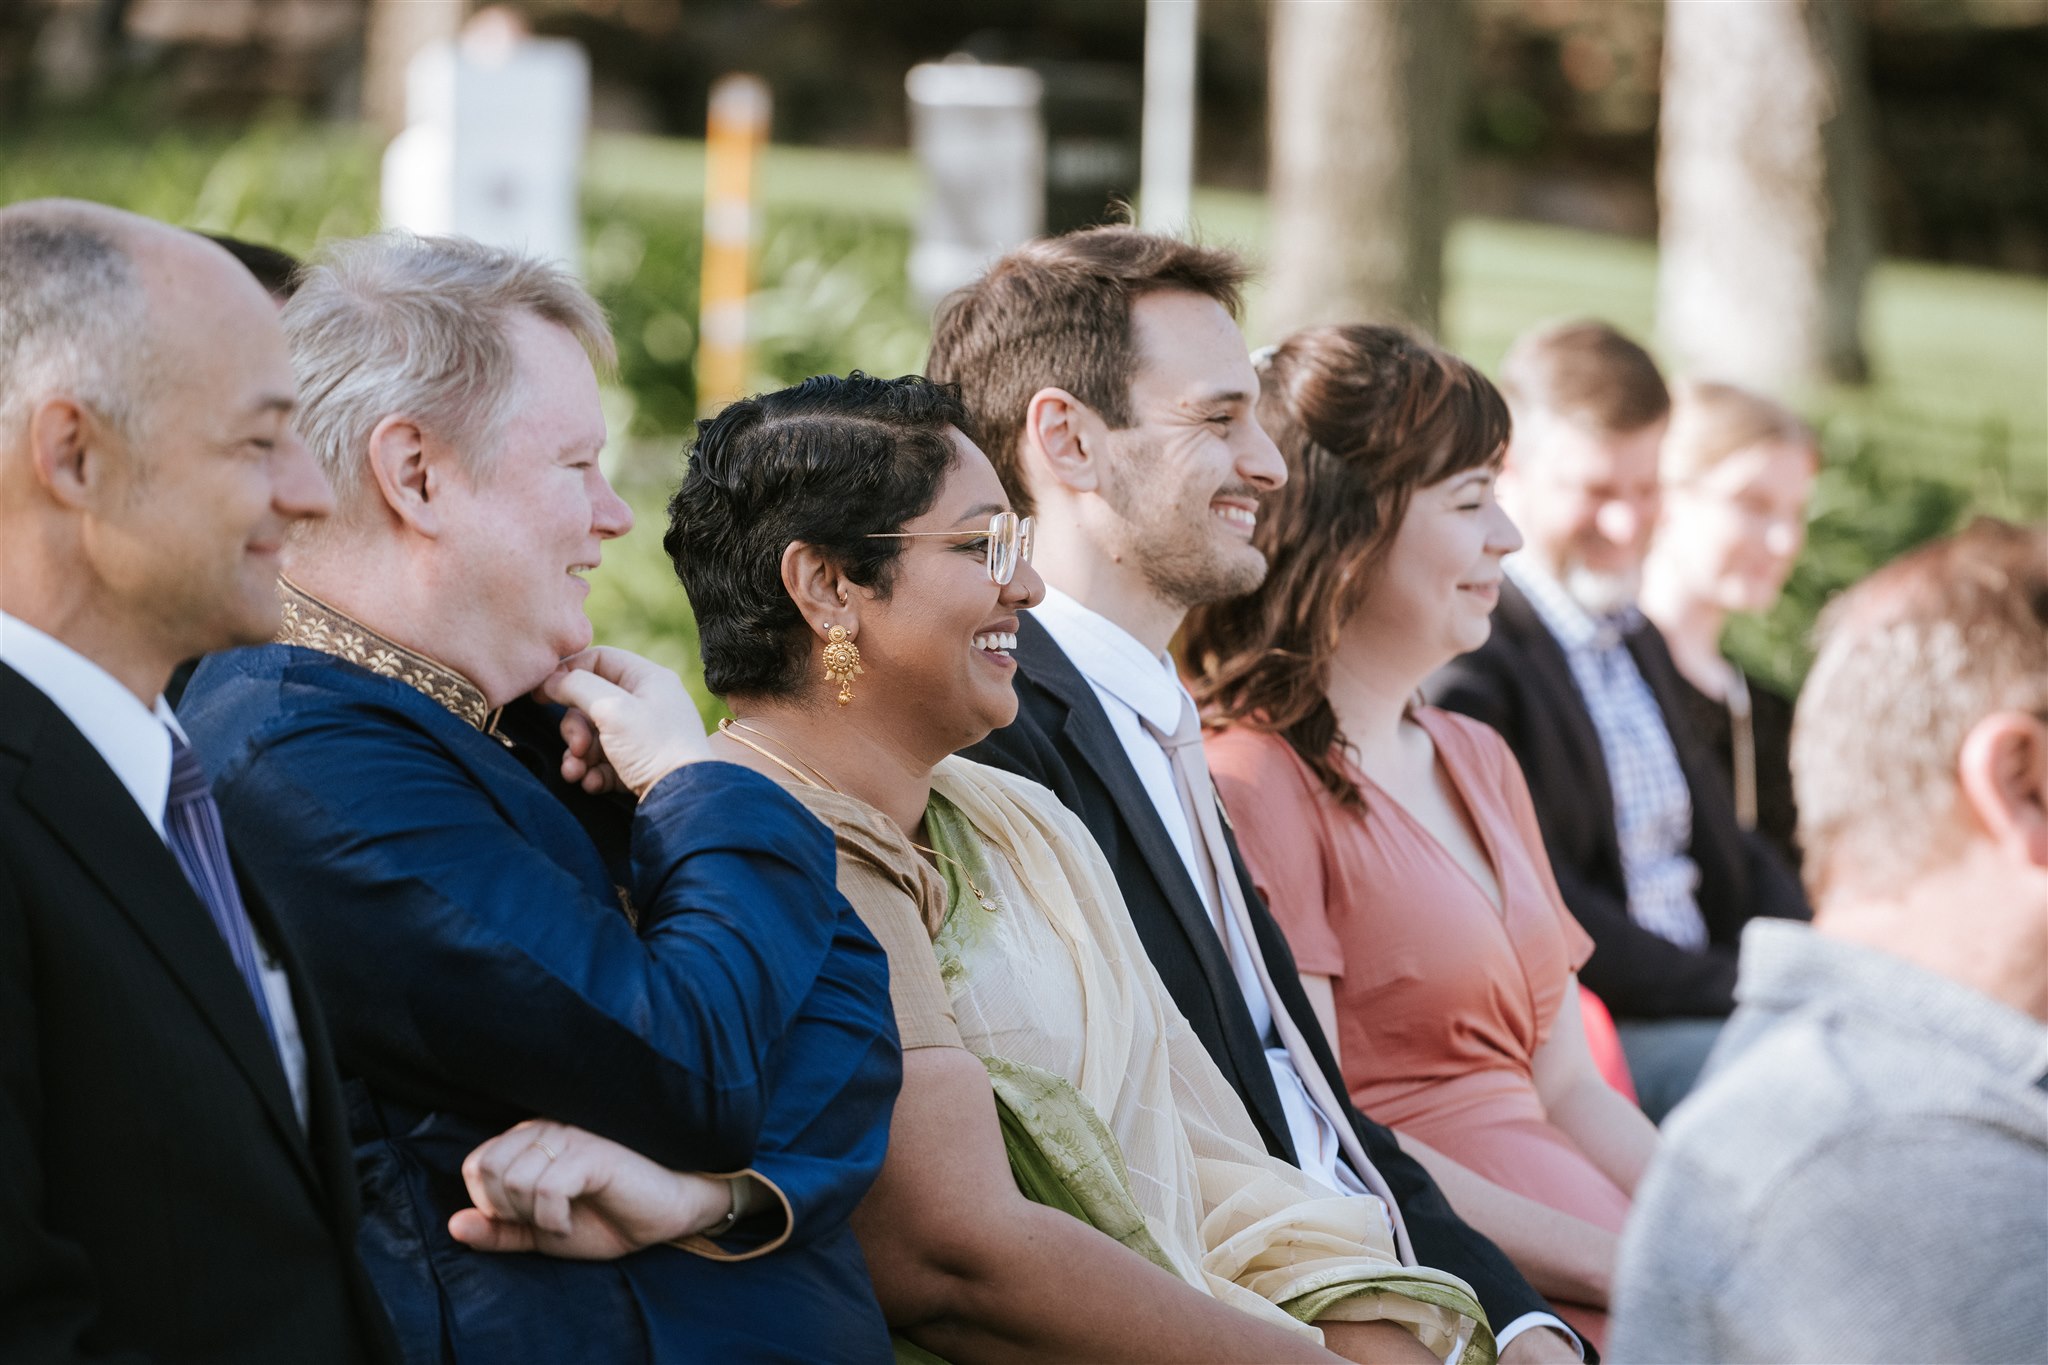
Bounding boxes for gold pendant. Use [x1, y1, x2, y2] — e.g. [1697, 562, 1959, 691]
[822, 625, 863, 706]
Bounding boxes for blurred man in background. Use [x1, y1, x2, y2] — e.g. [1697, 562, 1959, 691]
[0, 199, 394, 1362]
[1427, 320, 1808, 1121]
[1610, 517, 2048, 1361]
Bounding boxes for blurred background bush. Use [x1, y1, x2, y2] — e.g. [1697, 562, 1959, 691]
[5, 0, 2041, 717]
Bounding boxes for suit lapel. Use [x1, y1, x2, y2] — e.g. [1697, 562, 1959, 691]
[1010, 618, 1286, 1116]
[237, 866, 360, 1222]
[1498, 580, 1618, 827]
[6, 676, 317, 1188]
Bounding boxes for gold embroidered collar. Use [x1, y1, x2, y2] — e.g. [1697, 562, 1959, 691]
[275, 577, 499, 733]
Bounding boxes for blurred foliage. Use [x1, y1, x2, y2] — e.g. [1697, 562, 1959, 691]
[4, 119, 2040, 714]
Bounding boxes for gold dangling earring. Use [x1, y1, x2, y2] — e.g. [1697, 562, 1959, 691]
[822, 625, 863, 706]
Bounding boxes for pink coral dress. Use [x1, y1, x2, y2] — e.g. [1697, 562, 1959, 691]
[1207, 708, 1629, 1345]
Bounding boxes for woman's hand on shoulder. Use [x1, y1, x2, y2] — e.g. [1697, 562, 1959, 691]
[539, 648, 712, 798]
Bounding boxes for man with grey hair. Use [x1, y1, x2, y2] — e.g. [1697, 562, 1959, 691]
[178, 232, 899, 1364]
[0, 201, 396, 1361]
[1610, 517, 2048, 1361]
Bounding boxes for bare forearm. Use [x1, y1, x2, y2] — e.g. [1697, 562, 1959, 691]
[1319, 1319, 1444, 1364]
[1545, 1076, 1656, 1197]
[880, 1202, 1338, 1365]
[1394, 1130, 1615, 1306]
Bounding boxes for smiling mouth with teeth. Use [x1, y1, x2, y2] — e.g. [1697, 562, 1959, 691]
[972, 631, 1018, 654]
[1212, 503, 1257, 533]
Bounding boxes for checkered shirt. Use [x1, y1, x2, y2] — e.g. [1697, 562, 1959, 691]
[1508, 558, 1708, 950]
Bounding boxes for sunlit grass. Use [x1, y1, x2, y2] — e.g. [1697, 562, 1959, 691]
[7, 120, 2041, 696]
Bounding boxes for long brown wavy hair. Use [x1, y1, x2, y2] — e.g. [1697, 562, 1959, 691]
[1183, 324, 1511, 810]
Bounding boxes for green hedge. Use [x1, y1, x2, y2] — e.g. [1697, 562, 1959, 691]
[7, 119, 2040, 713]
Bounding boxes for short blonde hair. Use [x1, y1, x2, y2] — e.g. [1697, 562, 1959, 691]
[1793, 518, 2048, 895]
[1498, 318, 1669, 436]
[1662, 380, 1817, 486]
[284, 233, 614, 516]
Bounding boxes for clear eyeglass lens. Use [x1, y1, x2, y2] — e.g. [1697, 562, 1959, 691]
[988, 512, 1019, 585]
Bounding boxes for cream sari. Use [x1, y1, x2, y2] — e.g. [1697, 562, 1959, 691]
[923, 757, 1489, 1361]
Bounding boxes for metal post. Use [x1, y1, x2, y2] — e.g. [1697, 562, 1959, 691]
[697, 74, 771, 418]
[1140, 0, 1198, 235]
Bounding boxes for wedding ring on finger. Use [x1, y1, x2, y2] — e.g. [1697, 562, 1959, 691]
[531, 1139, 559, 1163]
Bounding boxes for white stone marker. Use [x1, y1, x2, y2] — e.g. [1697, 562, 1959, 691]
[381, 21, 590, 272]
[906, 59, 1045, 311]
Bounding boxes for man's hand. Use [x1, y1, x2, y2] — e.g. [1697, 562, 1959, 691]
[1499, 1325, 1583, 1364]
[553, 704, 623, 795]
[448, 1118, 733, 1260]
[541, 647, 711, 798]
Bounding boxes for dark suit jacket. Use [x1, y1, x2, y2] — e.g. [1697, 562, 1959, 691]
[0, 663, 394, 1364]
[1425, 581, 1809, 1020]
[963, 614, 1557, 1339]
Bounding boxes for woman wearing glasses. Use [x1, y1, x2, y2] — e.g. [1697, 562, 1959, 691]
[663, 373, 1488, 1364]
[1637, 381, 1819, 875]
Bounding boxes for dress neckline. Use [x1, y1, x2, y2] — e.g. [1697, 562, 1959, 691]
[1338, 709, 1508, 922]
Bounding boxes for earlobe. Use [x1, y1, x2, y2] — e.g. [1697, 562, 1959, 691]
[366, 416, 435, 535]
[1958, 713, 2048, 869]
[25, 397, 98, 508]
[1025, 388, 1099, 495]
[779, 541, 859, 636]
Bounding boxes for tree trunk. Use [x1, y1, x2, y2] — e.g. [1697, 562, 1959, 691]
[363, 0, 467, 135]
[1657, 0, 1876, 390]
[1264, 0, 1463, 339]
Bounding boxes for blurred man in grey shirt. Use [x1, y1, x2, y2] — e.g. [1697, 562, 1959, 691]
[1609, 518, 2048, 1363]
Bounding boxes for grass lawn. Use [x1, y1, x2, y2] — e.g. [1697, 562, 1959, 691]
[590, 130, 2046, 500]
[8, 122, 2041, 704]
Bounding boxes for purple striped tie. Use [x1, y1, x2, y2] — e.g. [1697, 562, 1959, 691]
[164, 732, 281, 1058]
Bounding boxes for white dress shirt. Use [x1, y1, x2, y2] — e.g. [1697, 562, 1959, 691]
[1027, 588, 1580, 1358]
[1, 613, 311, 1127]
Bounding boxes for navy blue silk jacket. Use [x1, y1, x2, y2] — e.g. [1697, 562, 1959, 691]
[181, 628, 899, 1365]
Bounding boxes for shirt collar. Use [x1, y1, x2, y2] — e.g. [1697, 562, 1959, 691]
[276, 577, 498, 732]
[1027, 587, 1190, 736]
[1505, 555, 1638, 653]
[0, 611, 184, 835]
[1739, 919, 2048, 1088]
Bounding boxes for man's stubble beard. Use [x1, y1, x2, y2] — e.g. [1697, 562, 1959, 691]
[1100, 436, 1269, 613]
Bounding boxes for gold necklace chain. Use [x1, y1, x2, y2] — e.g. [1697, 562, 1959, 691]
[716, 718, 997, 910]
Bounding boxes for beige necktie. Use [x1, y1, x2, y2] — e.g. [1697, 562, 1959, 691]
[1146, 690, 1415, 1264]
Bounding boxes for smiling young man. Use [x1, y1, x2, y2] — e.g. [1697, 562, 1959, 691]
[175, 234, 901, 1364]
[937, 225, 1586, 1364]
[1424, 321, 1809, 1123]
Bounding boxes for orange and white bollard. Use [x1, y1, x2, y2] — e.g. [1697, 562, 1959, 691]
[697, 74, 771, 417]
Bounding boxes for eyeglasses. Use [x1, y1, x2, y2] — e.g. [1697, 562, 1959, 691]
[867, 511, 1036, 586]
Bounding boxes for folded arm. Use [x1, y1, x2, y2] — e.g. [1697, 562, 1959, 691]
[863, 1046, 1342, 1365]
[216, 714, 850, 1174]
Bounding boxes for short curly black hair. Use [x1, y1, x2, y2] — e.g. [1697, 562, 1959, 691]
[665, 372, 968, 700]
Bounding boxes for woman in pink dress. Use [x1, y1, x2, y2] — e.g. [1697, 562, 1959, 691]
[1185, 324, 1659, 1348]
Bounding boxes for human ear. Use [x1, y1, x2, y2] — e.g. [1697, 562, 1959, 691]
[25, 396, 107, 509]
[779, 541, 859, 641]
[1958, 712, 2048, 870]
[1024, 388, 1101, 496]
[365, 415, 438, 536]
